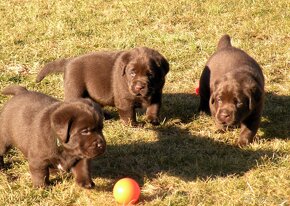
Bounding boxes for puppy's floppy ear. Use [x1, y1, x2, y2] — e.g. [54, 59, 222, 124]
[119, 52, 131, 76]
[245, 84, 264, 110]
[209, 93, 217, 116]
[209, 79, 221, 116]
[154, 53, 169, 76]
[51, 103, 75, 143]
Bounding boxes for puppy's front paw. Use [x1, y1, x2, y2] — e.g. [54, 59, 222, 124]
[236, 137, 251, 147]
[149, 119, 160, 126]
[77, 179, 95, 189]
[146, 116, 160, 126]
[236, 131, 255, 146]
[215, 128, 226, 134]
[198, 107, 211, 115]
[32, 180, 49, 188]
[131, 121, 145, 128]
[121, 118, 144, 128]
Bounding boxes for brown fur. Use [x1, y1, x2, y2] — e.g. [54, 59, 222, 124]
[198, 35, 265, 146]
[0, 85, 106, 188]
[36, 47, 169, 126]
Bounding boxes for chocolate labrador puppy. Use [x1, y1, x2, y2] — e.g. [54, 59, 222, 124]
[36, 47, 169, 126]
[199, 35, 265, 146]
[0, 85, 106, 188]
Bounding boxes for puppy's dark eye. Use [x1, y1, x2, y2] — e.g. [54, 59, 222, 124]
[147, 73, 154, 79]
[130, 70, 136, 77]
[81, 129, 91, 135]
[234, 99, 243, 107]
[237, 102, 243, 107]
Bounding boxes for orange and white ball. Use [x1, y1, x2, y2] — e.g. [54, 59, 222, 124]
[113, 178, 141, 205]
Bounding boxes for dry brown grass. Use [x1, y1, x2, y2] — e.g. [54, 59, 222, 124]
[0, 0, 289, 205]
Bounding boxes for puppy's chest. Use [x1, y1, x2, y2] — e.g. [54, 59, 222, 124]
[48, 154, 71, 172]
[134, 97, 151, 108]
[57, 163, 65, 171]
[49, 157, 63, 170]
[97, 96, 115, 107]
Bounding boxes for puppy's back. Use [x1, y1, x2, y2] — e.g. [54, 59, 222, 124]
[2, 85, 28, 96]
[0, 86, 60, 156]
[207, 35, 262, 77]
[1, 87, 58, 131]
[2, 85, 58, 113]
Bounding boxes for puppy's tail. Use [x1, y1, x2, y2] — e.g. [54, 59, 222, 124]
[2, 85, 28, 96]
[36, 58, 71, 83]
[217, 34, 232, 50]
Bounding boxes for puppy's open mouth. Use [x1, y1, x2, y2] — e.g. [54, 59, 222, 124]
[133, 91, 147, 97]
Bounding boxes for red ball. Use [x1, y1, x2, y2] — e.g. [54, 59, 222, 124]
[113, 178, 141, 205]
[195, 86, 200, 95]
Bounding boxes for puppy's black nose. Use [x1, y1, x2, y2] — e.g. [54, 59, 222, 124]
[219, 109, 232, 123]
[96, 139, 105, 149]
[134, 82, 145, 92]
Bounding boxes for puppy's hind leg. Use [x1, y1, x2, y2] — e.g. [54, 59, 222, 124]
[0, 139, 9, 169]
[64, 78, 87, 100]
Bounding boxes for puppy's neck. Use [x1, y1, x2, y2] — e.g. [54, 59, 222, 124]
[53, 147, 81, 172]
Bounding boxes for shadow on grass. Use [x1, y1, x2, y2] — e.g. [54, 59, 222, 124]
[260, 92, 290, 140]
[91, 92, 287, 191]
[161, 93, 199, 123]
[161, 92, 290, 140]
[102, 92, 199, 123]
[91, 124, 277, 189]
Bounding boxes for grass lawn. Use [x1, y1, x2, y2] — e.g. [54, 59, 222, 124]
[0, 0, 289, 205]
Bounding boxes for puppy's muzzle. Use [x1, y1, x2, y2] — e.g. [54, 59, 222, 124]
[88, 135, 106, 157]
[217, 109, 234, 125]
[131, 81, 148, 96]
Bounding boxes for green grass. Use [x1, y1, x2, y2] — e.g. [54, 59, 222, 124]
[0, 0, 289, 205]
